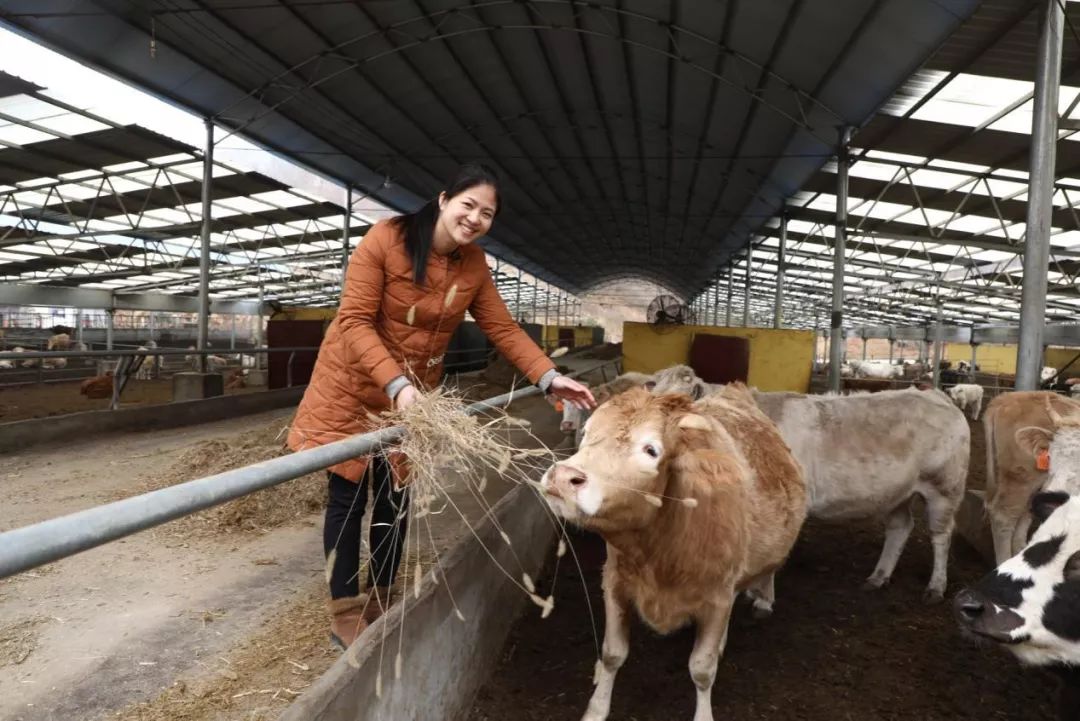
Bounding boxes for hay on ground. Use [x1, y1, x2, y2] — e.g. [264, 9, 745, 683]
[135, 418, 326, 539]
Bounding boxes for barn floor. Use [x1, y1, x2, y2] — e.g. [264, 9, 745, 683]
[468, 414, 1060, 721]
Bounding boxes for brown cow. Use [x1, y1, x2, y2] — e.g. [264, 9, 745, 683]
[983, 391, 1080, 562]
[540, 385, 807, 721]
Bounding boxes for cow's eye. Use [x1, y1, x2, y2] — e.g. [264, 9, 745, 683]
[643, 444, 659, 458]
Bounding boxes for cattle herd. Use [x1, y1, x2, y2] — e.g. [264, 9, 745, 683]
[541, 364, 1080, 721]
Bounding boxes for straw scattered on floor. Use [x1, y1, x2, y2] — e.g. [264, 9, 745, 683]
[0, 616, 45, 667]
[129, 418, 326, 539]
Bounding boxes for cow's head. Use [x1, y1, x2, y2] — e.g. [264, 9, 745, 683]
[955, 493, 1080, 667]
[1014, 397, 1080, 497]
[540, 388, 717, 534]
[651, 364, 709, 400]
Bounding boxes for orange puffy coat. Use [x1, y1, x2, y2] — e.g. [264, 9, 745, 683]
[287, 219, 555, 482]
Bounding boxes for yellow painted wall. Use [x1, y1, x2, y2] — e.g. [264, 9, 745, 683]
[942, 343, 1080, 376]
[622, 322, 815, 392]
[943, 343, 1016, 374]
[541, 325, 601, 350]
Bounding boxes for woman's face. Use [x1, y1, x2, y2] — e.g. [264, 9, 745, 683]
[436, 183, 497, 248]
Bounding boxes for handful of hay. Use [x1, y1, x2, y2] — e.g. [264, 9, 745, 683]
[376, 385, 555, 514]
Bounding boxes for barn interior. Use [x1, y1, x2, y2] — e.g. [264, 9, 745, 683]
[0, 1, 1078, 719]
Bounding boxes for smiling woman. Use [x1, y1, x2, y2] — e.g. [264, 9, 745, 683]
[285, 162, 595, 652]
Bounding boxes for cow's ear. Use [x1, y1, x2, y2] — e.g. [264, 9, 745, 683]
[678, 413, 711, 432]
[1031, 491, 1070, 527]
[1015, 426, 1053, 459]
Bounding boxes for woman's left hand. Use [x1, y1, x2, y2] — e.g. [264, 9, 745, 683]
[548, 375, 596, 411]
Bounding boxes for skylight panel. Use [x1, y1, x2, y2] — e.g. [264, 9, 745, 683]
[864, 149, 928, 165]
[35, 113, 108, 136]
[0, 124, 54, 145]
[913, 73, 1032, 129]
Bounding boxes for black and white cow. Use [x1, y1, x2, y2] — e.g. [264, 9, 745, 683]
[955, 492, 1080, 719]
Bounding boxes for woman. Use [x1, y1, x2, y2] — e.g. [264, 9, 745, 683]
[287, 163, 595, 650]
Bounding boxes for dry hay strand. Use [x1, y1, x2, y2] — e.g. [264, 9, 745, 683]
[0, 616, 45, 667]
[112, 580, 335, 721]
[378, 384, 556, 517]
[135, 418, 325, 539]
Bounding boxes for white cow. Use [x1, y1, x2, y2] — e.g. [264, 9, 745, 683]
[13, 346, 37, 368]
[41, 357, 67, 370]
[653, 366, 969, 602]
[0, 359, 13, 370]
[848, 359, 901, 380]
[947, 383, 984, 420]
[1042, 366, 1059, 384]
[135, 346, 156, 380]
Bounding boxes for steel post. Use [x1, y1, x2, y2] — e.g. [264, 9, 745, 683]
[254, 284, 265, 370]
[341, 185, 352, 281]
[196, 118, 214, 374]
[148, 312, 156, 343]
[828, 127, 853, 393]
[515, 270, 522, 321]
[742, 248, 752, 327]
[76, 309, 83, 343]
[862, 334, 868, 360]
[532, 281, 538, 323]
[725, 263, 733, 327]
[774, 214, 787, 329]
[1016, 0, 1063, 390]
[888, 339, 895, 364]
[971, 343, 978, 373]
[932, 301, 945, 390]
[106, 309, 114, 351]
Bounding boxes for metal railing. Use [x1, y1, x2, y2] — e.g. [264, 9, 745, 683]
[0, 357, 621, 580]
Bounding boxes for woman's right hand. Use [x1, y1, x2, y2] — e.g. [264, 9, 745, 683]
[395, 384, 421, 411]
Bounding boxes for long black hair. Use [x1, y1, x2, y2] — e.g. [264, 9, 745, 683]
[389, 163, 501, 285]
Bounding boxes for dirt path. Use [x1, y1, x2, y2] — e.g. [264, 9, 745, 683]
[0, 381, 574, 721]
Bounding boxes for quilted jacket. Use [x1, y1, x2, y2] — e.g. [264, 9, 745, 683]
[287, 219, 555, 482]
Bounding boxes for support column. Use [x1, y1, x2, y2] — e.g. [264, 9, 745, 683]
[932, 301, 945, 390]
[196, 118, 214, 374]
[861, 333, 868, 360]
[725, 262, 733, 327]
[828, 127, 853, 393]
[532, 281, 538, 323]
[888, 339, 895, 365]
[1017, 0, 1063, 390]
[971, 343, 978, 373]
[742, 248, 752, 327]
[544, 286, 550, 327]
[254, 284, 265, 370]
[774, 214, 787, 329]
[341, 185, 352, 282]
[106, 308, 114, 351]
[76, 309, 83, 344]
[230, 314, 236, 349]
[515, 270, 523, 321]
[148, 312, 156, 343]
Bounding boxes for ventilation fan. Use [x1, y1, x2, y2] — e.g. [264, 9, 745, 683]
[646, 294, 690, 331]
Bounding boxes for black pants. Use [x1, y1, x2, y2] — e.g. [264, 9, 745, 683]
[324, 457, 409, 600]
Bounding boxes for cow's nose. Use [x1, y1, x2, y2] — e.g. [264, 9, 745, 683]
[551, 463, 588, 488]
[953, 589, 985, 624]
[560, 421, 575, 433]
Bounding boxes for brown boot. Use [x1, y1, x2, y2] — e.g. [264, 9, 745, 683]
[329, 595, 369, 651]
[362, 586, 396, 626]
